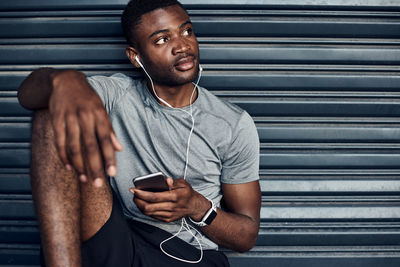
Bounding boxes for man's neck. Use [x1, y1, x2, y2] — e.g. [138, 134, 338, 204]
[146, 81, 197, 108]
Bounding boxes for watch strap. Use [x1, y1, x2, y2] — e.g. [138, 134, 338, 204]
[189, 197, 217, 227]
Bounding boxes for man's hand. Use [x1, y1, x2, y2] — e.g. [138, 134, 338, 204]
[131, 178, 261, 252]
[49, 70, 122, 185]
[130, 178, 210, 223]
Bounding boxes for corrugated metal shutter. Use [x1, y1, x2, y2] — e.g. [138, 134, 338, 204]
[0, 0, 399, 266]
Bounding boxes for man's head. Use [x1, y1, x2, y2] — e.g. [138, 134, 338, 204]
[121, 0, 200, 87]
[121, 0, 186, 47]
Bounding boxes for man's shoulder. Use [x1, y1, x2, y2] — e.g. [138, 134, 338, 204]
[199, 87, 248, 125]
[88, 73, 146, 97]
[88, 73, 134, 89]
[87, 73, 147, 112]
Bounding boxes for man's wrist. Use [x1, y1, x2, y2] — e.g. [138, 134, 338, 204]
[189, 197, 217, 227]
[50, 69, 85, 89]
[190, 194, 212, 222]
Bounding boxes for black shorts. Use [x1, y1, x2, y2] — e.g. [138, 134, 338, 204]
[41, 193, 230, 267]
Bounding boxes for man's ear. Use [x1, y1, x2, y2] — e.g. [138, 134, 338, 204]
[126, 46, 140, 68]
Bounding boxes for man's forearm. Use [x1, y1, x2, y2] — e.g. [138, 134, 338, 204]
[190, 182, 261, 252]
[200, 208, 259, 252]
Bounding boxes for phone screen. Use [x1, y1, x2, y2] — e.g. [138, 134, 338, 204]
[132, 172, 169, 192]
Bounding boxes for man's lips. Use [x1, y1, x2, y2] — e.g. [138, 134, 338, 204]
[174, 55, 195, 71]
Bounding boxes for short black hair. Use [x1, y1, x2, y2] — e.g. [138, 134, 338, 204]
[121, 0, 186, 47]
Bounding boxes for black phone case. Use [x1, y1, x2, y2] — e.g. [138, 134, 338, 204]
[133, 174, 169, 192]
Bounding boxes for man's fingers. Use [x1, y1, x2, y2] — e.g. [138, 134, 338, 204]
[166, 177, 174, 188]
[95, 114, 117, 177]
[133, 189, 178, 203]
[147, 212, 177, 222]
[79, 111, 104, 182]
[52, 116, 71, 169]
[65, 114, 85, 175]
[133, 197, 181, 222]
[134, 198, 174, 212]
[110, 132, 123, 152]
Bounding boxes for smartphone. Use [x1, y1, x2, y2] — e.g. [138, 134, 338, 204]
[132, 172, 169, 192]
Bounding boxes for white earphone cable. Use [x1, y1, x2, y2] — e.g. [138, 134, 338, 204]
[137, 56, 204, 264]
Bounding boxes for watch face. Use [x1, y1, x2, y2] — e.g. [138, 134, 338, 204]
[189, 199, 217, 226]
[204, 209, 217, 225]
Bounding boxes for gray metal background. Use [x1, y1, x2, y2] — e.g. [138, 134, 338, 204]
[0, 0, 399, 266]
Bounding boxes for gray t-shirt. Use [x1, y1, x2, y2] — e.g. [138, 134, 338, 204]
[88, 73, 259, 250]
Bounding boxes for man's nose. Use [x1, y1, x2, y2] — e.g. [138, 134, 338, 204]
[172, 38, 190, 55]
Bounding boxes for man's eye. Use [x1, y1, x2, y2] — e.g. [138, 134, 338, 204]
[155, 37, 168, 45]
[183, 28, 193, 36]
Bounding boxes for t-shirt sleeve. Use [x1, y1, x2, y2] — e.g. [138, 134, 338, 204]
[87, 73, 130, 113]
[220, 111, 260, 184]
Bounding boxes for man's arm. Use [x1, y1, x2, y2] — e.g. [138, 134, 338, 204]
[18, 67, 56, 110]
[18, 68, 122, 183]
[201, 181, 261, 252]
[132, 178, 261, 252]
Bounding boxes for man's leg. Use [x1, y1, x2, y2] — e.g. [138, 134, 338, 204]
[31, 109, 112, 267]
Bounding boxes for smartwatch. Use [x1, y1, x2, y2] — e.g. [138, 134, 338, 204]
[189, 197, 217, 227]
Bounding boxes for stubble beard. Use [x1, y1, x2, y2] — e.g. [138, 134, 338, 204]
[150, 63, 200, 87]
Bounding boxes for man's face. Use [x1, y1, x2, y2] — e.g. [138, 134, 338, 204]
[132, 5, 200, 87]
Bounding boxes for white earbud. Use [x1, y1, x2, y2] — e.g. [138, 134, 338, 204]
[135, 55, 143, 68]
[135, 55, 173, 108]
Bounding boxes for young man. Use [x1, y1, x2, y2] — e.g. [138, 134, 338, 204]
[17, 0, 261, 266]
